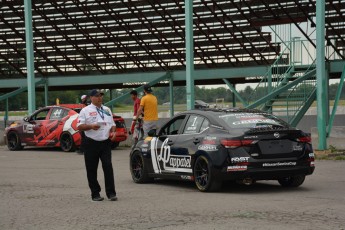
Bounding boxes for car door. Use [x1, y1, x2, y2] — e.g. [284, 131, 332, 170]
[24, 108, 51, 145]
[177, 115, 210, 157]
[43, 107, 70, 146]
[149, 115, 189, 174]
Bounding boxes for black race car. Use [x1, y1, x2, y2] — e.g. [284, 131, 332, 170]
[129, 108, 315, 192]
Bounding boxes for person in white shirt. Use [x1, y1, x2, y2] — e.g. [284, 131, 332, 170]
[77, 89, 117, 202]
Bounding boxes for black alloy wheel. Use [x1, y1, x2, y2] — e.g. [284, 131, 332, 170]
[130, 151, 151, 183]
[60, 132, 76, 152]
[7, 132, 23, 151]
[193, 155, 221, 192]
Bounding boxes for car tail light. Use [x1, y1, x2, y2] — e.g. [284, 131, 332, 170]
[298, 136, 311, 143]
[221, 139, 255, 148]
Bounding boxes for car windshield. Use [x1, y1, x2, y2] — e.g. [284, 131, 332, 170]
[219, 112, 290, 131]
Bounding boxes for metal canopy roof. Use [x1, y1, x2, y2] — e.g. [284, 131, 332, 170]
[0, 0, 344, 79]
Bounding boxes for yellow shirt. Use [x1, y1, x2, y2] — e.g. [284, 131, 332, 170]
[140, 94, 158, 121]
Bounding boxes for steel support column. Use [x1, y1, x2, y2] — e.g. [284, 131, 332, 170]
[169, 76, 175, 118]
[316, 0, 327, 150]
[328, 65, 345, 137]
[110, 89, 113, 112]
[24, 0, 36, 114]
[232, 84, 236, 107]
[44, 83, 48, 106]
[184, 0, 195, 110]
[5, 99, 9, 128]
[223, 79, 247, 107]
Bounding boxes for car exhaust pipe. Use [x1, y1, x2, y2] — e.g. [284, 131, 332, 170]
[242, 178, 253, 186]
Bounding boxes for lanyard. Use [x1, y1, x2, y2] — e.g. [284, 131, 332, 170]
[96, 106, 111, 120]
[96, 107, 105, 120]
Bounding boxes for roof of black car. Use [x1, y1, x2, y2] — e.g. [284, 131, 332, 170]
[182, 108, 264, 116]
[178, 108, 266, 128]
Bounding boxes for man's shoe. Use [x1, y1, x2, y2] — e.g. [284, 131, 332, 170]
[92, 196, 104, 201]
[108, 195, 118, 201]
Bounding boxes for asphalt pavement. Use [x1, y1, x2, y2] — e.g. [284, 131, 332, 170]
[0, 146, 344, 230]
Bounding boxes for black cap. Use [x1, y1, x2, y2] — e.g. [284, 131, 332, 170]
[143, 84, 152, 93]
[89, 89, 104, 97]
[130, 90, 138, 96]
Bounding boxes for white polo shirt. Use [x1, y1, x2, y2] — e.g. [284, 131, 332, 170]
[77, 103, 115, 141]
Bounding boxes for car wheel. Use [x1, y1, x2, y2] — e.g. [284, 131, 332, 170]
[60, 132, 76, 152]
[130, 151, 152, 183]
[111, 141, 119, 150]
[193, 155, 222, 192]
[7, 132, 23, 151]
[278, 175, 305, 187]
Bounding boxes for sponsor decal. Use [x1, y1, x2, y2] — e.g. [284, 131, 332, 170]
[202, 140, 216, 145]
[293, 145, 303, 151]
[262, 162, 297, 167]
[186, 126, 197, 131]
[273, 132, 280, 138]
[310, 161, 315, 167]
[202, 136, 217, 145]
[151, 138, 192, 174]
[198, 144, 218, 151]
[89, 112, 97, 116]
[251, 153, 259, 157]
[23, 124, 34, 134]
[232, 119, 275, 125]
[231, 157, 250, 163]
[169, 157, 191, 168]
[244, 135, 258, 139]
[180, 175, 193, 180]
[309, 153, 315, 158]
[142, 148, 148, 152]
[227, 165, 247, 172]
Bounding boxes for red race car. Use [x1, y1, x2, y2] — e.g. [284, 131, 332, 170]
[4, 104, 128, 152]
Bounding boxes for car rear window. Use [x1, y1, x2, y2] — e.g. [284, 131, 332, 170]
[219, 112, 289, 130]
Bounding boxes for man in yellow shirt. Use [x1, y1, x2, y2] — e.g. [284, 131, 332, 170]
[136, 84, 158, 138]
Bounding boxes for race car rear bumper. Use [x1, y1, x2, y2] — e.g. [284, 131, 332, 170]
[220, 165, 315, 181]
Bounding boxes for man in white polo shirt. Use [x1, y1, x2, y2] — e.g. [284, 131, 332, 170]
[77, 89, 117, 201]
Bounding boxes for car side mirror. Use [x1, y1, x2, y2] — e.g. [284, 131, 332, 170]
[148, 129, 157, 137]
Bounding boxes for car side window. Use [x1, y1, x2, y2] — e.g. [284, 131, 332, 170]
[50, 108, 68, 120]
[183, 115, 205, 134]
[159, 115, 186, 136]
[200, 119, 210, 133]
[32, 109, 50, 121]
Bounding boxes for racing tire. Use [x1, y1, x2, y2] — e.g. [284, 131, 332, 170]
[7, 132, 23, 151]
[193, 155, 222, 192]
[60, 132, 76, 152]
[130, 151, 152, 183]
[111, 141, 119, 150]
[278, 175, 305, 187]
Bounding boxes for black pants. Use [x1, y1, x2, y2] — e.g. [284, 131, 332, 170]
[84, 137, 116, 198]
[79, 131, 86, 152]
